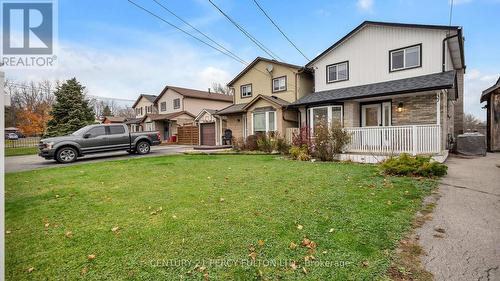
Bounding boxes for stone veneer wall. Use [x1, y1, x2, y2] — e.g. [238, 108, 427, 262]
[392, 94, 437, 125]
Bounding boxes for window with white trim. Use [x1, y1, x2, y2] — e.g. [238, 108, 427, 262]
[253, 111, 276, 134]
[160, 102, 166, 112]
[145, 122, 155, 131]
[241, 84, 252, 98]
[272, 76, 286, 92]
[308, 105, 343, 133]
[390, 45, 421, 71]
[327, 61, 348, 83]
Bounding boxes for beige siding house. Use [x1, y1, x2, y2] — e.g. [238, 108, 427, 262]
[216, 57, 313, 143]
[132, 86, 232, 142]
[291, 21, 465, 162]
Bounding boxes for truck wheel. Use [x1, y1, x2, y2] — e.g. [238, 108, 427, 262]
[56, 147, 78, 163]
[136, 141, 150, 155]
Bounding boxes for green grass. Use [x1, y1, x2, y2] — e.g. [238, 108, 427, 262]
[5, 147, 38, 156]
[5, 155, 437, 280]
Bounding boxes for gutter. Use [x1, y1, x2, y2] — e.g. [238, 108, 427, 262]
[442, 28, 465, 72]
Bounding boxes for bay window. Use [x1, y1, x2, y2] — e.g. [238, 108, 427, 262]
[253, 111, 276, 134]
[308, 105, 343, 133]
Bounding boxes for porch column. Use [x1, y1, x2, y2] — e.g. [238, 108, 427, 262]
[298, 107, 307, 128]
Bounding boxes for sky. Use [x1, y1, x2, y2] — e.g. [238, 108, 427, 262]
[5, 0, 500, 120]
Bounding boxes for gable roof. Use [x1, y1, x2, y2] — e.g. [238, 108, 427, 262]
[481, 76, 500, 103]
[154, 85, 233, 103]
[291, 70, 456, 106]
[132, 94, 157, 108]
[306, 21, 462, 67]
[227, 57, 304, 86]
[241, 94, 291, 110]
[140, 111, 195, 122]
[214, 103, 248, 115]
[194, 109, 218, 121]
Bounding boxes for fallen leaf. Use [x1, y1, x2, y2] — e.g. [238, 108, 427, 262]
[248, 251, 257, 261]
[322, 250, 328, 254]
[289, 242, 297, 249]
[289, 261, 298, 270]
[111, 227, 119, 232]
[44, 223, 50, 228]
[6, 230, 11, 234]
[307, 241, 317, 249]
[203, 272, 209, 281]
[27, 267, 34, 273]
[304, 255, 315, 261]
[297, 224, 304, 230]
[434, 227, 446, 233]
[172, 215, 177, 219]
[301, 238, 311, 247]
[55, 194, 60, 198]
[329, 228, 334, 233]
[433, 233, 445, 238]
[150, 211, 157, 215]
[87, 254, 96, 261]
[198, 266, 206, 272]
[81, 267, 88, 274]
[258, 239, 265, 247]
[158, 207, 163, 211]
[362, 260, 369, 267]
[387, 200, 392, 205]
[219, 198, 225, 203]
[207, 176, 211, 179]
[65, 231, 73, 238]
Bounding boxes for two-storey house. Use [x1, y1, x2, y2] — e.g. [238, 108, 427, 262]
[131, 86, 232, 142]
[216, 57, 313, 143]
[127, 94, 158, 132]
[291, 21, 465, 162]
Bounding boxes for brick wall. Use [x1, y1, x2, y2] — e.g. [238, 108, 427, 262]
[225, 114, 244, 140]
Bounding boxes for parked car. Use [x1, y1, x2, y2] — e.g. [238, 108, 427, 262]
[6, 133, 19, 140]
[38, 124, 161, 163]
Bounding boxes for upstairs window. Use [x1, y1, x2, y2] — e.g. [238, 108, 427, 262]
[241, 84, 252, 98]
[327, 61, 348, 83]
[390, 44, 421, 72]
[173, 98, 180, 109]
[160, 102, 166, 112]
[272, 76, 286, 92]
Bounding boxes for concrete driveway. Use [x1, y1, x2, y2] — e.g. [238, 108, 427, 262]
[5, 145, 192, 173]
[418, 153, 500, 280]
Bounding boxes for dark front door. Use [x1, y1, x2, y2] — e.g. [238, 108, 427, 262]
[200, 123, 216, 146]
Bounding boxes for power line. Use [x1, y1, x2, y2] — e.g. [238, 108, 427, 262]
[251, 0, 309, 61]
[151, 0, 248, 65]
[127, 0, 247, 64]
[128, 0, 297, 90]
[207, 0, 283, 62]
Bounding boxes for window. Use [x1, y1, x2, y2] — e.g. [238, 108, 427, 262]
[145, 122, 155, 131]
[108, 125, 125, 135]
[272, 76, 286, 92]
[160, 102, 166, 111]
[173, 98, 180, 109]
[140, 107, 143, 116]
[241, 84, 252, 98]
[252, 111, 276, 134]
[390, 44, 421, 71]
[327, 61, 348, 83]
[308, 105, 343, 133]
[86, 126, 106, 138]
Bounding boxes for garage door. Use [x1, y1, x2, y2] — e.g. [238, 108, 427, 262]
[200, 123, 216, 146]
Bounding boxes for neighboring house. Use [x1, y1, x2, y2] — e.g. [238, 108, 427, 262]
[290, 21, 465, 162]
[480, 77, 500, 152]
[216, 57, 314, 144]
[134, 86, 232, 142]
[195, 109, 219, 146]
[130, 94, 158, 132]
[102, 116, 126, 124]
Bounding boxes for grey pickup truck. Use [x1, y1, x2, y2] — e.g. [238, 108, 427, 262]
[38, 124, 161, 163]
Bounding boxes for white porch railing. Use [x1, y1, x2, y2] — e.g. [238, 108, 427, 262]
[345, 125, 441, 155]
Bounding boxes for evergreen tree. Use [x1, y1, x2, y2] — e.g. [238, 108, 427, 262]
[45, 78, 95, 137]
[102, 105, 112, 117]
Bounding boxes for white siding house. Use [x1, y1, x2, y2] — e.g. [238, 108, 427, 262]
[292, 21, 465, 163]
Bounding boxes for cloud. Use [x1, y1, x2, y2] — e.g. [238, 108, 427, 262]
[464, 69, 499, 121]
[357, 0, 374, 11]
[5, 28, 238, 102]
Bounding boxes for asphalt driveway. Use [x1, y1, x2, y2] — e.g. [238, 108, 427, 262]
[5, 145, 192, 173]
[418, 153, 500, 280]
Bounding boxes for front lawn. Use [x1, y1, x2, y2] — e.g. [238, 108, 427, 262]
[5, 147, 39, 157]
[5, 155, 436, 280]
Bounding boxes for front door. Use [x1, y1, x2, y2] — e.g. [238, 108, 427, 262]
[361, 102, 391, 127]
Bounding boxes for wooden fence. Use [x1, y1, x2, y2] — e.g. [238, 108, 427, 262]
[177, 125, 199, 145]
[5, 137, 41, 148]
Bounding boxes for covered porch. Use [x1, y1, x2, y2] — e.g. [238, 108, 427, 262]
[291, 71, 458, 162]
[141, 111, 196, 143]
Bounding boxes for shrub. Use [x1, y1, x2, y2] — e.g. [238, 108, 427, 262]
[245, 135, 259, 151]
[289, 145, 310, 161]
[292, 126, 310, 147]
[275, 135, 290, 155]
[257, 133, 273, 153]
[380, 153, 448, 177]
[311, 121, 351, 161]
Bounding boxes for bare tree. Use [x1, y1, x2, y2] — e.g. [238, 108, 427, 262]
[211, 82, 233, 95]
[116, 107, 135, 119]
[464, 113, 486, 134]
